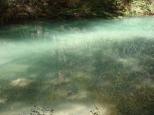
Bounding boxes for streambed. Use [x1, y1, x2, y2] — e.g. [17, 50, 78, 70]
[0, 17, 154, 115]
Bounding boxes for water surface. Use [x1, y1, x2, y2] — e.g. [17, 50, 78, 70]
[0, 17, 154, 115]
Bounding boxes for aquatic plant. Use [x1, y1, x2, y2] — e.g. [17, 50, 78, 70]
[20, 105, 54, 115]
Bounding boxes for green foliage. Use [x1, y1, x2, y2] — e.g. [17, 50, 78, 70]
[125, 0, 154, 16]
[0, 0, 154, 24]
[0, 0, 123, 24]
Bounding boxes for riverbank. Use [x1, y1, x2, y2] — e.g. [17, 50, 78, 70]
[0, 0, 154, 25]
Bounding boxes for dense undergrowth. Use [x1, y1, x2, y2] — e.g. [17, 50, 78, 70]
[0, 0, 154, 25]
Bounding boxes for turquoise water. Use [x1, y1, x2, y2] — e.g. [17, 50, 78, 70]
[0, 17, 154, 115]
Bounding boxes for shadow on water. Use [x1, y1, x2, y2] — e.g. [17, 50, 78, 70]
[0, 17, 154, 115]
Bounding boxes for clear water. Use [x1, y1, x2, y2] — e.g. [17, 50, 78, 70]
[0, 17, 154, 115]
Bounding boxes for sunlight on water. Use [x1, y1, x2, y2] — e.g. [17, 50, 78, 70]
[0, 17, 154, 115]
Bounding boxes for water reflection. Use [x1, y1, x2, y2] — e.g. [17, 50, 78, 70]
[0, 17, 154, 115]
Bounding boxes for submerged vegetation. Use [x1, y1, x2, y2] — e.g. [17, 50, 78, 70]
[0, 0, 154, 115]
[0, 0, 154, 24]
[0, 17, 154, 114]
